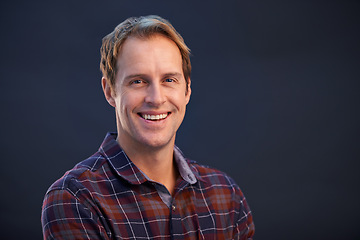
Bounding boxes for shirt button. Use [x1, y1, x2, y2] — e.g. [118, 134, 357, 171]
[172, 205, 176, 212]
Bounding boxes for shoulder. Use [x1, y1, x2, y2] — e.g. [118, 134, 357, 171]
[45, 151, 107, 195]
[187, 159, 249, 205]
[41, 152, 110, 239]
[188, 159, 238, 187]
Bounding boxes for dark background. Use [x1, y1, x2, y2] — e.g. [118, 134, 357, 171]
[1, 0, 359, 239]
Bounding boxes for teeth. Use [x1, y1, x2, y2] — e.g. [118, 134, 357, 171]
[142, 113, 168, 120]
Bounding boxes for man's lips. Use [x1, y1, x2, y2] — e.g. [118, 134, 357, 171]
[138, 112, 170, 121]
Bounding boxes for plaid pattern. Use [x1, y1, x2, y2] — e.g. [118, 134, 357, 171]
[41, 133, 254, 239]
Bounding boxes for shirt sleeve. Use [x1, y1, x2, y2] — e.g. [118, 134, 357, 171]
[233, 194, 255, 240]
[41, 189, 110, 240]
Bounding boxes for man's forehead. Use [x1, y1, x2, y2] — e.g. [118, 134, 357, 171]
[116, 35, 182, 73]
[118, 34, 181, 58]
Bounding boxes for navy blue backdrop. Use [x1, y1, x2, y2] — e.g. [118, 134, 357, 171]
[1, 1, 359, 239]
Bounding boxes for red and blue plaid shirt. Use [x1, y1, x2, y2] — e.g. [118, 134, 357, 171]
[41, 132, 254, 239]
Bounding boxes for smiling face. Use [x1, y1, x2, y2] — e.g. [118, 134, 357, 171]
[102, 34, 191, 152]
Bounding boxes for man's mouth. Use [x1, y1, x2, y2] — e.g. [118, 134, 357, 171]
[139, 113, 169, 121]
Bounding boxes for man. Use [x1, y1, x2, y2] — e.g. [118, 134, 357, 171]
[41, 15, 254, 239]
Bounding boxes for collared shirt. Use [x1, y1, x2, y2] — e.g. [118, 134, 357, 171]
[41, 133, 254, 239]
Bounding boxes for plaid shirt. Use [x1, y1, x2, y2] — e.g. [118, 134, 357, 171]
[41, 132, 254, 239]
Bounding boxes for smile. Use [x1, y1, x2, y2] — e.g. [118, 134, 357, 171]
[139, 113, 169, 121]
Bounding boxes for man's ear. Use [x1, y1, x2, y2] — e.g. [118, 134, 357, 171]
[101, 77, 116, 107]
[185, 78, 191, 105]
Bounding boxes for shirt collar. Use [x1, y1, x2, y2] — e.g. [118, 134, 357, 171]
[98, 132, 200, 185]
[173, 145, 197, 184]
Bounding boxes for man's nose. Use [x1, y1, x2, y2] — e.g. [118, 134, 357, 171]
[144, 83, 166, 106]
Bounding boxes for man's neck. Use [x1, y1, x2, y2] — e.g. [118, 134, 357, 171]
[117, 138, 179, 195]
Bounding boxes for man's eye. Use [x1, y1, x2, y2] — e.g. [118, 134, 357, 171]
[132, 80, 142, 84]
[165, 78, 174, 83]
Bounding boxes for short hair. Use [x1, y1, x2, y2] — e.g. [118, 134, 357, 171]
[100, 15, 191, 92]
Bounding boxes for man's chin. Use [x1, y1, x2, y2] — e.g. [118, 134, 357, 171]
[141, 140, 171, 150]
[137, 135, 175, 150]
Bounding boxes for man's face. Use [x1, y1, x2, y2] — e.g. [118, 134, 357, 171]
[104, 34, 191, 150]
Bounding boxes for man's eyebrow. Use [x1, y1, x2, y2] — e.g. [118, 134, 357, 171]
[123, 74, 147, 81]
[163, 72, 183, 78]
[124, 72, 183, 80]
